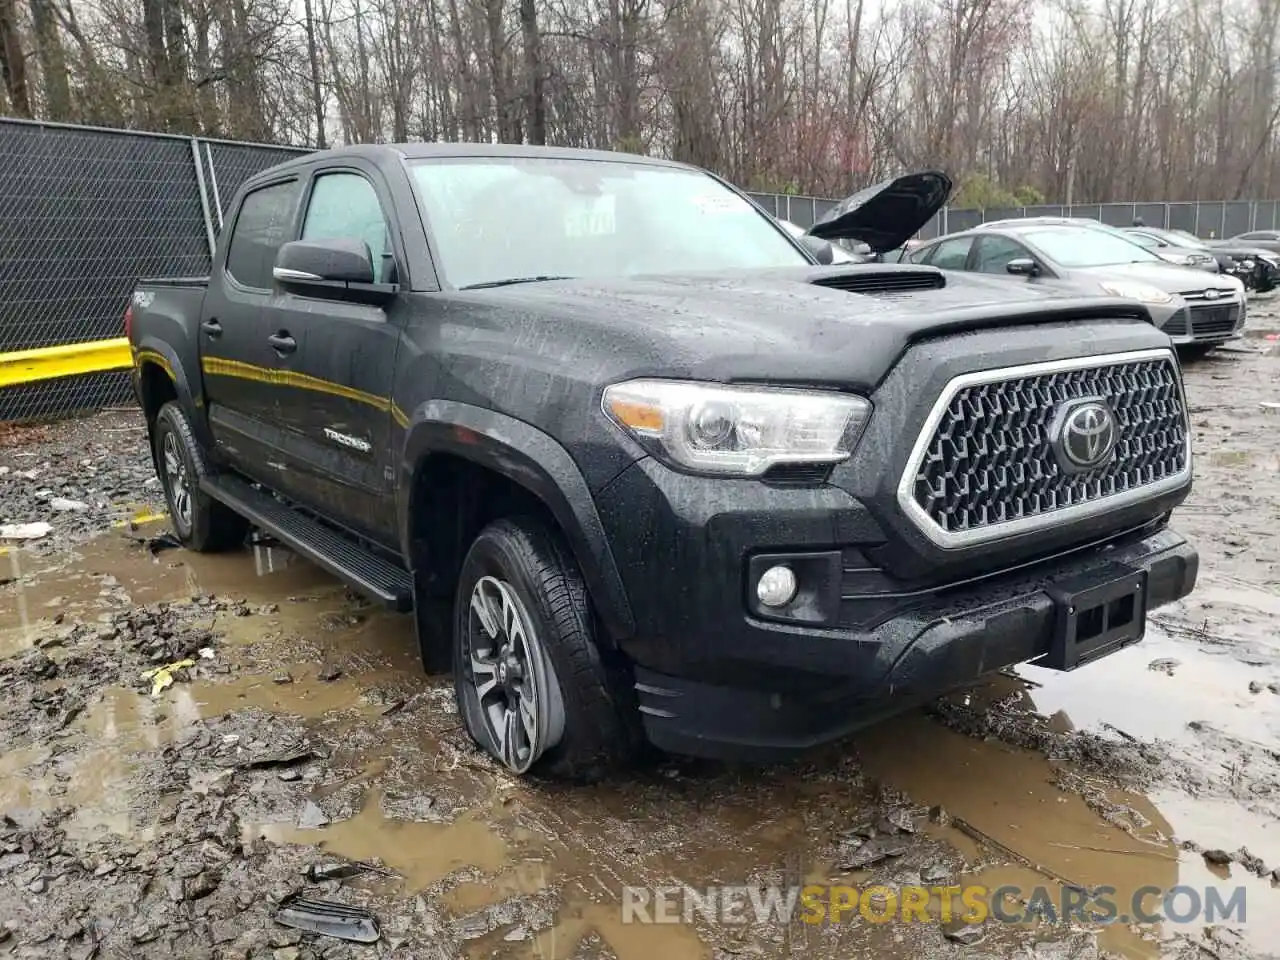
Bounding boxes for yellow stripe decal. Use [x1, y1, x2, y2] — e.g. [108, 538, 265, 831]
[134, 348, 176, 382]
[0, 335, 412, 430]
[0, 337, 132, 388]
[200, 357, 412, 428]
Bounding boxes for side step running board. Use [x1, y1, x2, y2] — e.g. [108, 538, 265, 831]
[200, 475, 413, 611]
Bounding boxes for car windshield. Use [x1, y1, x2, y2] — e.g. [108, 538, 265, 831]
[1021, 228, 1164, 267]
[408, 157, 809, 287]
[1165, 229, 1210, 249]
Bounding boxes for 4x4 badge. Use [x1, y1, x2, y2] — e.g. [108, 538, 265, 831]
[1051, 398, 1117, 473]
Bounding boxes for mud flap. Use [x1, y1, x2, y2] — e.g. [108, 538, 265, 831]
[1040, 564, 1148, 671]
[412, 572, 454, 675]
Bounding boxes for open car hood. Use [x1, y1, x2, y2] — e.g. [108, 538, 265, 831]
[807, 171, 952, 253]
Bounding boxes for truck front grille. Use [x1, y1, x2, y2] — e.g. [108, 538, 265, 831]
[899, 349, 1190, 547]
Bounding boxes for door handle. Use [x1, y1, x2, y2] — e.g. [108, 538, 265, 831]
[200, 319, 222, 338]
[267, 332, 297, 355]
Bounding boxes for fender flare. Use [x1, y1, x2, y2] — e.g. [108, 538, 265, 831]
[133, 337, 214, 451]
[399, 400, 636, 641]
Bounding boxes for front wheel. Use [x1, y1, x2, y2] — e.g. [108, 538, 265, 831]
[152, 402, 249, 552]
[453, 517, 640, 780]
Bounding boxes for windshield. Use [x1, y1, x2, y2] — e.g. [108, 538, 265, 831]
[408, 157, 809, 287]
[1021, 228, 1164, 267]
[1164, 229, 1209, 249]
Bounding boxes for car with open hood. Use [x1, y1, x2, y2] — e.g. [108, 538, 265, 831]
[127, 146, 1198, 779]
[906, 220, 1246, 356]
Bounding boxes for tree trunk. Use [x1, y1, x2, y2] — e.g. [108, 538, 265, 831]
[519, 0, 545, 144]
[0, 0, 31, 117]
[302, 0, 326, 147]
[30, 0, 69, 119]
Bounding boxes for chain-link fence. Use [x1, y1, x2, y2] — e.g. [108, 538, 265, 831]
[0, 119, 304, 423]
[1, 115, 1278, 424]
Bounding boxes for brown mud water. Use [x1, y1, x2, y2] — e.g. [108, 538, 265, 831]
[2, 302, 1280, 959]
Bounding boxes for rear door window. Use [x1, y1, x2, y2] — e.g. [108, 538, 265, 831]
[929, 236, 975, 270]
[225, 180, 301, 290]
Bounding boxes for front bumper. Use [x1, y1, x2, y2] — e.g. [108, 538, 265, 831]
[626, 521, 1197, 761]
[1156, 297, 1247, 344]
[590, 323, 1197, 762]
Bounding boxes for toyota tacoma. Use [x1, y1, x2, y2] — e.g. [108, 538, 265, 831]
[127, 144, 1199, 779]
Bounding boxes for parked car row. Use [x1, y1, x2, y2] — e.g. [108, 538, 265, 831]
[1124, 226, 1280, 293]
[783, 203, 1259, 356]
[897, 220, 1246, 356]
[783, 203, 1279, 296]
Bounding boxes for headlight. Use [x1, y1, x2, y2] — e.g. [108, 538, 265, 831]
[602, 379, 871, 477]
[1237, 259, 1256, 270]
[1097, 280, 1174, 305]
[1164, 254, 1193, 265]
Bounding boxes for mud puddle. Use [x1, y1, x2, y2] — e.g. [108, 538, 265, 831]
[1, 528, 1278, 958]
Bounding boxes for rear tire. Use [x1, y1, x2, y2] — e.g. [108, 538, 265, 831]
[153, 402, 249, 552]
[452, 516, 640, 781]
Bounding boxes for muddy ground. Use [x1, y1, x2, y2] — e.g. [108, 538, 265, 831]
[1, 310, 1279, 960]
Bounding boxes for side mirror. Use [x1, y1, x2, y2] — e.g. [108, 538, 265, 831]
[273, 238, 398, 304]
[798, 235, 835, 265]
[1006, 257, 1041, 277]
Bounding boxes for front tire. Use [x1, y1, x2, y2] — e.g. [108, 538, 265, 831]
[153, 402, 249, 552]
[453, 517, 640, 781]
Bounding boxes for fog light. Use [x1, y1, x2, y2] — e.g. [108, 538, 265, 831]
[756, 565, 798, 607]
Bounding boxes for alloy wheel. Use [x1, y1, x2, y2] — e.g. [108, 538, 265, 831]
[162, 431, 192, 530]
[464, 575, 565, 773]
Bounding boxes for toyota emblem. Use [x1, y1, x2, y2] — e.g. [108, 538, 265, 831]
[1051, 399, 1118, 473]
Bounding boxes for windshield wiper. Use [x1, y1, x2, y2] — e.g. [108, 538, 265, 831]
[461, 275, 575, 290]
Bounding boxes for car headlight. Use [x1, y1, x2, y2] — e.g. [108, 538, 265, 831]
[1237, 258, 1256, 270]
[1097, 280, 1174, 305]
[602, 379, 871, 477]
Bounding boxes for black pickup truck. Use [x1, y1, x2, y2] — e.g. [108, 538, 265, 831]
[128, 144, 1199, 780]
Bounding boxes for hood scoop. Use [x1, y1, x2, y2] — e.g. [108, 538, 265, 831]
[809, 267, 946, 297]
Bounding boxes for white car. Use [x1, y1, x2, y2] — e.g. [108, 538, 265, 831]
[777, 219, 860, 263]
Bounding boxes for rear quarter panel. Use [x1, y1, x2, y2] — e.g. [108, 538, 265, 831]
[130, 281, 210, 440]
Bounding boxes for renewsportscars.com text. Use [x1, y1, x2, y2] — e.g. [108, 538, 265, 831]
[621, 883, 1248, 927]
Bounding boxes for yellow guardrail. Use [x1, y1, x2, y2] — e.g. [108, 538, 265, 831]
[0, 337, 132, 388]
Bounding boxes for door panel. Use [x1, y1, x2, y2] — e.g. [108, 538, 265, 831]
[201, 178, 303, 475]
[271, 168, 402, 544]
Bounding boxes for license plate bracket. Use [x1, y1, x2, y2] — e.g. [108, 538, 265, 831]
[1040, 564, 1148, 671]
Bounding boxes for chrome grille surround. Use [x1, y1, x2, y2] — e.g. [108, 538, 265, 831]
[896, 348, 1192, 548]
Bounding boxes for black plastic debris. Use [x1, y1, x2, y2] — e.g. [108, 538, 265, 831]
[274, 894, 380, 943]
[306, 859, 398, 882]
[145, 532, 182, 556]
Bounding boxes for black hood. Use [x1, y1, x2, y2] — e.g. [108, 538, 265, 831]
[807, 171, 953, 253]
